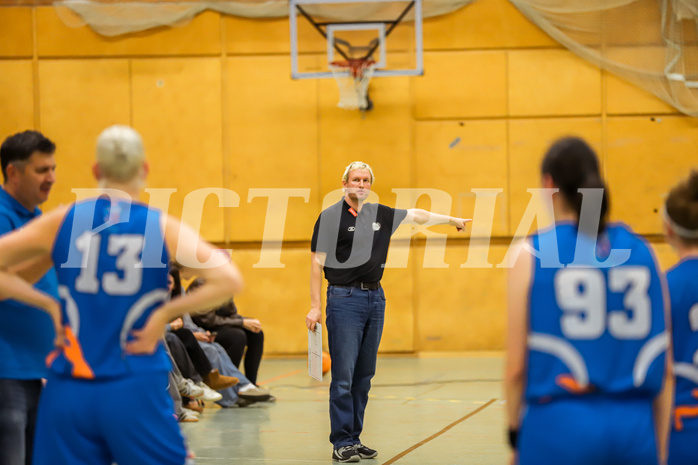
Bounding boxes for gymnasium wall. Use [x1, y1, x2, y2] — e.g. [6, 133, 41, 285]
[0, 0, 692, 354]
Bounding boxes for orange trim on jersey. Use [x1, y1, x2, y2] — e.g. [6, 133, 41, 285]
[45, 349, 59, 368]
[555, 374, 595, 395]
[63, 327, 94, 379]
[673, 389, 698, 432]
[348, 207, 357, 217]
[674, 405, 698, 431]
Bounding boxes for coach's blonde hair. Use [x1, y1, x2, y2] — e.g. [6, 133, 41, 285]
[95, 125, 145, 184]
[342, 161, 374, 184]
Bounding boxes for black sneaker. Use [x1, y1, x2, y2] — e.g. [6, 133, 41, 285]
[354, 444, 378, 459]
[332, 445, 360, 462]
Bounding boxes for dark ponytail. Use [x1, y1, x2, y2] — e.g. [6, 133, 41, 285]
[541, 137, 609, 235]
[666, 170, 698, 246]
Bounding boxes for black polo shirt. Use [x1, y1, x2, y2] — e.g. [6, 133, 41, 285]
[311, 199, 407, 285]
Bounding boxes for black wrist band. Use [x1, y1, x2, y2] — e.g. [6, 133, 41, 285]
[508, 428, 518, 450]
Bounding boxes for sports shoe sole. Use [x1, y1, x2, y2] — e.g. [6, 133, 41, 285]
[332, 451, 360, 462]
[332, 456, 360, 463]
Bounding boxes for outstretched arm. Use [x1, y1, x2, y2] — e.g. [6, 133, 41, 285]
[404, 209, 471, 232]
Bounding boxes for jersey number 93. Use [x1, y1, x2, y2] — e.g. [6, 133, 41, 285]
[554, 267, 651, 340]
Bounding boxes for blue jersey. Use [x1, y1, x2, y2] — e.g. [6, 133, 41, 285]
[49, 197, 171, 379]
[0, 187, 59, 379]
[668, 258, 698, 416]
[525, 223, 667, 403]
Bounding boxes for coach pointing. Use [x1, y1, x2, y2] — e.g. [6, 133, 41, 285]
[306, 161, 471, 463]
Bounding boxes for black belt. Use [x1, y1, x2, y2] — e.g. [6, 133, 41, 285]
[333, 281, 381, 290]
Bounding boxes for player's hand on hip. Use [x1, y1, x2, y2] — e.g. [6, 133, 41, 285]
[53, 324, 66, 349]
[126, 313, 167, 355]
[451, 217, 472, 232]
[306, 308, 321, 331]
[169, 317, 184, 331]
[46, 300, 66, 348]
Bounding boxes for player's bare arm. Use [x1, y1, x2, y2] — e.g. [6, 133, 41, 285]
[0, 205, 69, 347]
[7, 254, 55, 285]
[126, 213, 243, 354]
[404, 208, 472, 231]
[0, 206, 67, 269]
[654, 280, 674, 465]
[504, 240, 533, 458]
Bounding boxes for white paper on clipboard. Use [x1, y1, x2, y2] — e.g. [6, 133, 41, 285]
[308, 323, 323, 381]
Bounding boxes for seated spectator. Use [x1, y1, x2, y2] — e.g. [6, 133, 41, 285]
[167, 316, 238, 392]
[171, 266, 272, 406]
[198, 334, 272, 407]
[188, 278, 265, 386]
[165, 268, 236, 417]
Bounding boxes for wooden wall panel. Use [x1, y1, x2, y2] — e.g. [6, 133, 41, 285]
[381, 244, 414, 352]
[319, 73, 411, 206]
[0, 60, 34, 140]
[132, 58, 225, 242]
[413, 51, 507, 119]
[414, 120, 508, 237]
[231, 248, 314, 354]
[508, 118, 603, 236]
[651, 242, 679, 272]
[605, 71, 677, 115]
[415, 244, 507, 351]
[424, 0, 558, 50]
[39, 59, 130, 210]
[225, 16, 322, 55]
[225, 55, 319, 242]
[231, 245, 414, 354]
[606, 116, 698, 234]
[0, 7, 33, 57]
[509, 50, 602, 117]
[36, 7, 221, 57]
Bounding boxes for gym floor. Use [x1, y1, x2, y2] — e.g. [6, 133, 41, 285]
[183, 354, 508, 464]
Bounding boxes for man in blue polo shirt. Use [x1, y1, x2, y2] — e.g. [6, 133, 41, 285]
[0, 130, 58, 465]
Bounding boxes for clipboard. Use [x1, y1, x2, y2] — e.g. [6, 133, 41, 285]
[308, 323, 323, 381]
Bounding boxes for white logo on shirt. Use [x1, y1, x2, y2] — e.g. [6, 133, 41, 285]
[372, 222, 381, 231]
[348, 226, 356, 232]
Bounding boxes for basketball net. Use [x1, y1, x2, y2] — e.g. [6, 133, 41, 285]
[329, 59, 376, 110]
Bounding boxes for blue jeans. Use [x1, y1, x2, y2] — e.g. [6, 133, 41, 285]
[0, 379, 42, 465]
[198, 341, 251, 407]
[326, 285, 385, 448]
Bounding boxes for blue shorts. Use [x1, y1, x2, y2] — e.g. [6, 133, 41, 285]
[33, 371, 188, 465]
[519, 397, 658, 465]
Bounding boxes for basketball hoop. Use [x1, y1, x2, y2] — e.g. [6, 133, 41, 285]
[329, 59, 376, 110]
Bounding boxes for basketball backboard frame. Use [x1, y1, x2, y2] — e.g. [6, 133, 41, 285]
[290, 0, 423, 79]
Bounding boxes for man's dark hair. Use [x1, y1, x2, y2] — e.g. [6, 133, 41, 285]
[0, 130, 56, 181]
